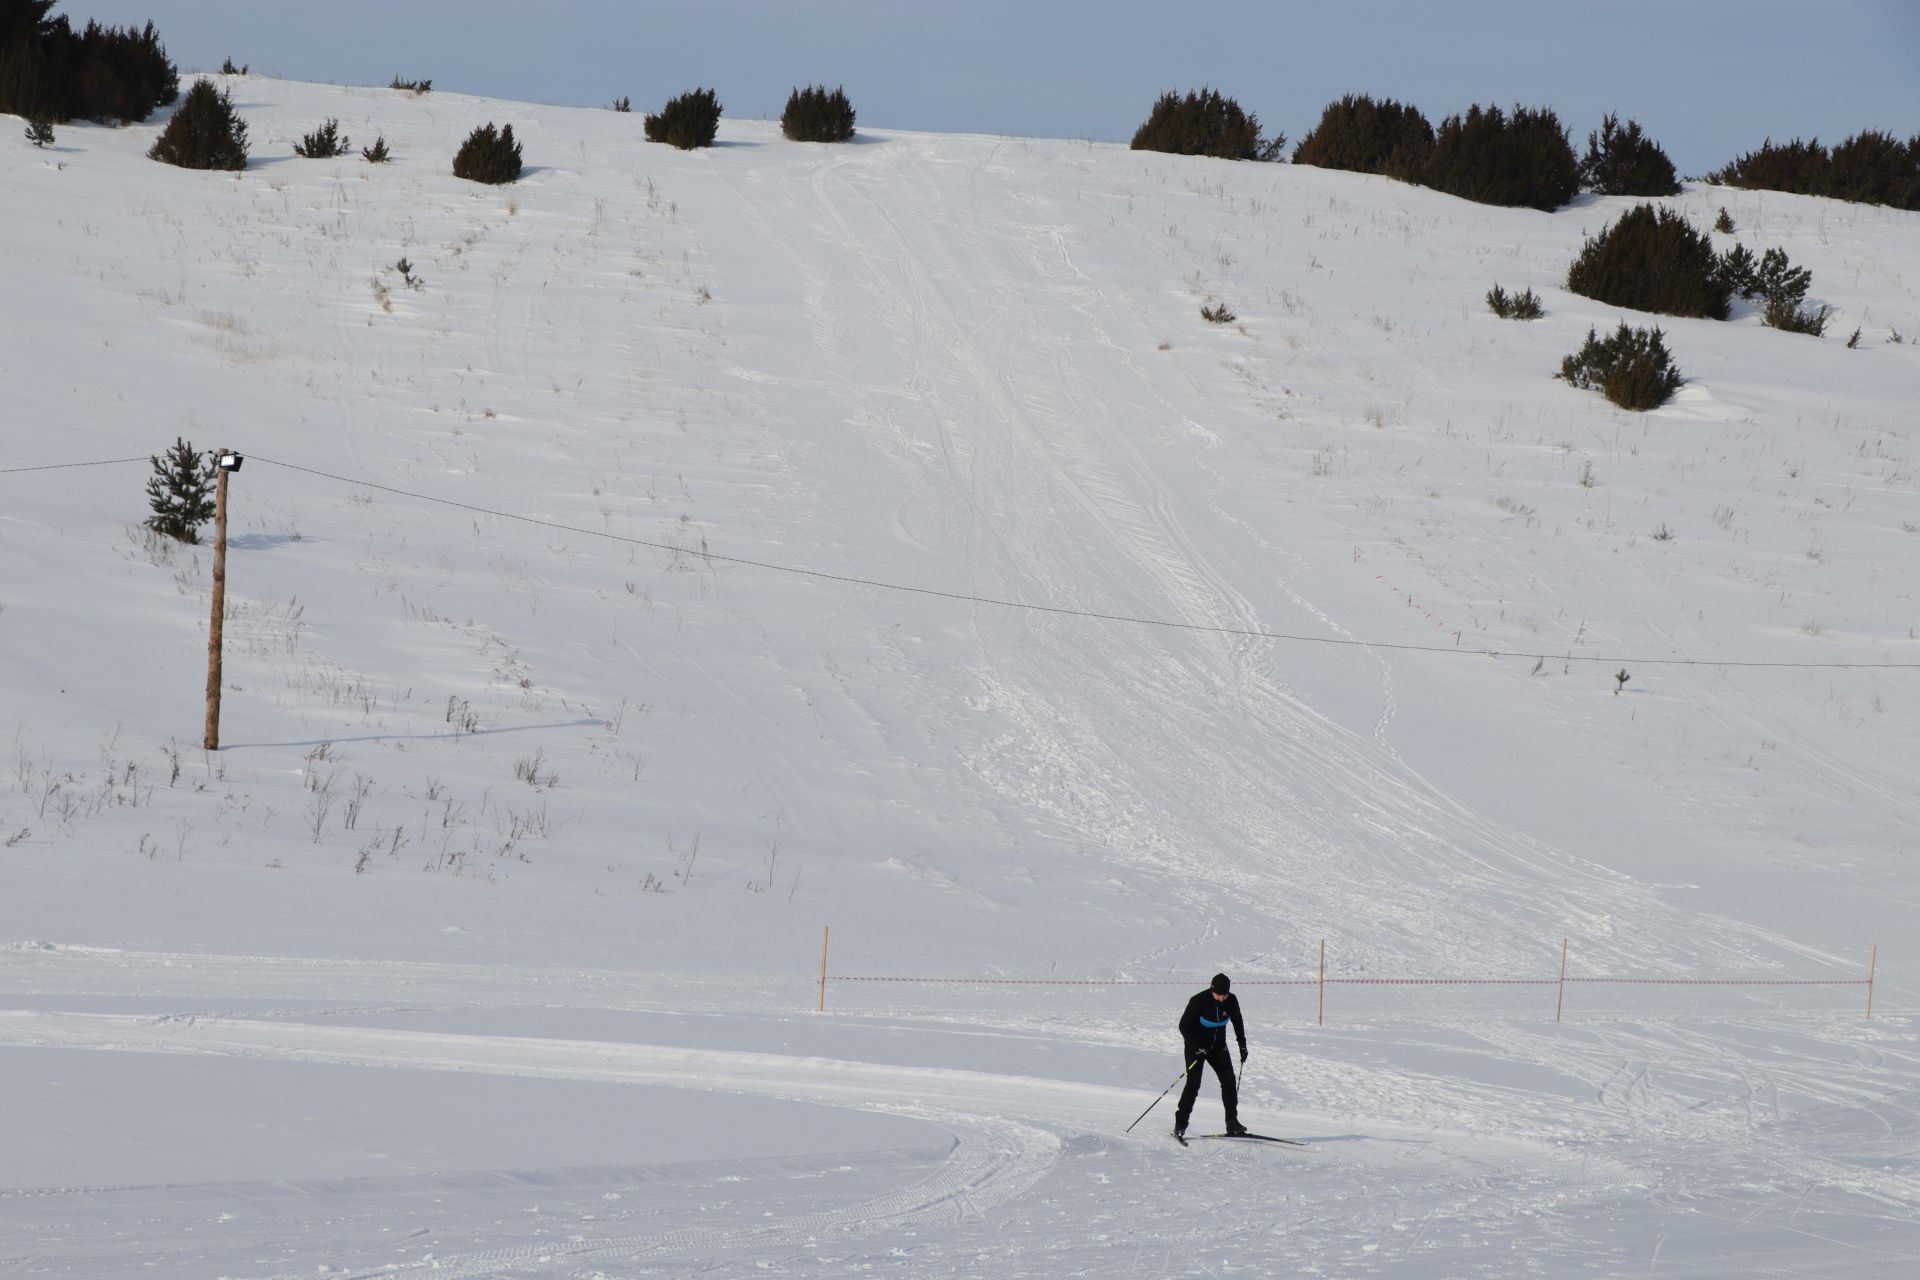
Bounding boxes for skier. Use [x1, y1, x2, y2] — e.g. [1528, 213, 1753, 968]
[1173, 972, 1247, 1140]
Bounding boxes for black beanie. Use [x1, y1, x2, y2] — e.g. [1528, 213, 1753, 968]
[1210, 973, 1231, 994]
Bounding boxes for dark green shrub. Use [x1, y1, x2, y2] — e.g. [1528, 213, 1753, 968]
[390, 74, 431, 93]
[145, 437, 215, 543]
[1, 1, 59, 45]
[361, 134, 389, 163]
[1486, 284, 1543, 319]
[1764, 294, 1829, 336]
[452, 121, 520, 183]
[1200, 301, 1236, 324]
[1713, 206, 1734, 233]
[1424, 104, 1577, 210]
[644, 87, 722, 149]
[781, 83, 855, 143]
[1716, 243, 1759, 298]
[1750, 247, 1825, 334]
[1565, 203, 1730, 319]
[1578, 114, 1679, 196]
[1559, 324, 1684, 411]
[293, 117, 350, 158]
[1709, 137, 1828, 194]
[148, 78, 247, 170]
[220, 56, 245, 75]
[63, 19, 177, 122]
[1826, 130, 1920, 209]
[611, 95, 629, 112]
[25, 116, 53, 146]
[0, 34, 64, 121]
[1292, 93, 1432, 181]
[1752, 247, 1810, 309]
[1, 10, 177, 124]
[1130, 87, 1285, 161]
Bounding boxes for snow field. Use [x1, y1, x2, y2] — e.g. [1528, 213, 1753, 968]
[2, 76, 1918, 1275]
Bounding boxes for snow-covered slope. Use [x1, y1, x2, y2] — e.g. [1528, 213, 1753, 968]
[3, 78, 1917, 1277]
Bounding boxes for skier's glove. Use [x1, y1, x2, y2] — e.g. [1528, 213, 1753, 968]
[1239, 1047, 1248, 1065]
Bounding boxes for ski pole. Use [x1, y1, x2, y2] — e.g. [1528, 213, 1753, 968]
[1124, 1056, 1201, 1133]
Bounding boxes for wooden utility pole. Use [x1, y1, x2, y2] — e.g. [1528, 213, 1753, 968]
[1317, 938, 1326, 1026]
[1866, 944, 1877, 1020]
[1556, 937, 1569, 1023]
[203, 450, 233, 751]
[817, 926, 830, 1012]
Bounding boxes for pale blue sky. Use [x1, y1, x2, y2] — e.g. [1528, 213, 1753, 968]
[80, 0, 1920, 175]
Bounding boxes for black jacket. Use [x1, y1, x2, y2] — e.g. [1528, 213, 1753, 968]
[1179, 989, 1245, 1058]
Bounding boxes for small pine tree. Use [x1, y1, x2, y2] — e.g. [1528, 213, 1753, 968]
[1292, 93, 1433, 182]
[1716, 243, 1760, 299]
[644, 87, 722, 149]
[145, 437, 215, 543]
[1565, 204, 1730, 319]
[1559, 324, 1685, 411]
[452, 121, 521, 184]
[781, 84, 855, 143]
[220, 56, 246, 75]
[1747, 246, 1825, 334]
[1578, 113, 1679, 196]
[611, 95, 630, 112]
[1713, 207, 1734, 233]
[25, 117, 53, 147]
[293, 117, 350, 158]
[1130, 87, 1285, 161]
[1486, 284, 1543, 319]
[390, 75, 431, 93]
[147, 78, 248, 170]
[361, 135, 390, 163]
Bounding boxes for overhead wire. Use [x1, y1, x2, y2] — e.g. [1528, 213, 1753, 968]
[241, 453, 1920, 672]
[0, 455, 149, 474]
[7, 451, 1914, 670]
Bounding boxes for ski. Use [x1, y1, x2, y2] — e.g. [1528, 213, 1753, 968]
[1196, 1132, 1304, 1146]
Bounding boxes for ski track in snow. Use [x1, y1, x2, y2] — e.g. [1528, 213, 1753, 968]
[3, 944, 1918, 1277]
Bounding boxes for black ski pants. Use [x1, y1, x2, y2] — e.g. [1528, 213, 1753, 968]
[1173, 1045, 1238, 1131]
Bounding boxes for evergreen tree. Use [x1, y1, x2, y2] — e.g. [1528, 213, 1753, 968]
[1826, 130, 1920, 210]
[148, 78, 247, 170]
[293, 117, 350, 158]
[1292, 93, 1432, 182]
[1709, 137, 1829, 195]
[145, 438, 215, 543]
[1565, 203, 1731, 319]
[1579, 113, 1679, 196]
[644, 87, 722, 149]
[0, 0, 58, 47]
[0, 27, 62, 120]
[1131, 87, 1284, 161]
[1425, 104, 1578, 211]
[451, 121, 521, 183]
[1, 7, 176, 124]
[781, 84, 855, 143]
[1559, 324, 1685, 411]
